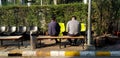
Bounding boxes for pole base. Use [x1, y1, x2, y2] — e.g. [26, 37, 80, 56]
[85, 45, 95, 50]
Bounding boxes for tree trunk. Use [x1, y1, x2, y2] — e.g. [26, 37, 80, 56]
[41, 0, 42, 6]
[53, 0, 57, 5]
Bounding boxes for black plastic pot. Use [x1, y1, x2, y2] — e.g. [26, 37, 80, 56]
[29, 26, 38, 32]
[8, 26, 16, 33]
[18, 26, 27, 33]
[0, 26, 6, 33]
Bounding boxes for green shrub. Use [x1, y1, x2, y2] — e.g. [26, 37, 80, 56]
[0, 2, 120, 35]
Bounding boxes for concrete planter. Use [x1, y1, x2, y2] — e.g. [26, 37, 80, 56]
[107, 36, 118, 45]
[94, 35, 118, 49]
[94, 37, 106, 48]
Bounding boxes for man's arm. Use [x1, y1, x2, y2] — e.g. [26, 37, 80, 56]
[66, 22, 69, 32]
[56, 23, 60, 33]
[79, 22, 81, 32]
[48, 24, 52, 35]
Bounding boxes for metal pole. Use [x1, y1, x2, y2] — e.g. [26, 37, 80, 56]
[87, 0, 91, 45]
[30, 31, 36, 49]
[0, 0, 2, 6]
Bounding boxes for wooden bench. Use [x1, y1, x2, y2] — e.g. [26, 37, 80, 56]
[35, 35, 85, 49]
[0, 36, 23, 48]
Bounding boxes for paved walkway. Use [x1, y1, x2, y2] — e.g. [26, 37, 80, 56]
[0, 38, 120, 51]
[0, 37, 120, 56]
[0, 39, 89, 51]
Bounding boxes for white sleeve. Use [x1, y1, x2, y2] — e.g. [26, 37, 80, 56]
[66, 22, 69, 32]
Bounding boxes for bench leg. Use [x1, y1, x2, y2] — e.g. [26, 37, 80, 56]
[0, 40, 3, 46]
[18, 40, 21, 49]
[85, 36, 87, 44]
[19, 39, 24, 48]
[80, 39, 84, 49]
[21, 39, 23, 46]
[59, 39, 62, 49]
[39, 40, 42, 48]
[36, 39, 42, 48]
[82, 40, 84, 49]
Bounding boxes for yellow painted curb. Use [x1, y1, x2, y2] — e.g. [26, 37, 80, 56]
[36, 51, 50, 56]
[9, 49, 22, 54]
[65, 51, 80, 56]
[96, 51, 111, 56]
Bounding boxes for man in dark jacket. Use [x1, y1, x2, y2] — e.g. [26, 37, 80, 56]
[48, 17, 60, 43]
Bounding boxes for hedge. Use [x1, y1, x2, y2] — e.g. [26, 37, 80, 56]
[0, 2, 120, 35]
[0, 3, 87, 32]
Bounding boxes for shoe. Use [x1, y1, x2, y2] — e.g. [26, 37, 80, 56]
[70, 43, 74, 46]
[55, 41, 60, 44]
[73, 42, 79, 46]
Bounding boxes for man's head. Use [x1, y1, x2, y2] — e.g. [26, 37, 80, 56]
[52, 16, 56, 21]
[71, 16, 76, 20]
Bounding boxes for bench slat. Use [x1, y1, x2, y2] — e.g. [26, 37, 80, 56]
[37, 36, 85, 39]
[0, 36, 22, 40]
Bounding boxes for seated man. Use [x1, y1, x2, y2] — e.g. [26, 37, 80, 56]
[66, 16, 81, 45]
[48, 16, 60, 43]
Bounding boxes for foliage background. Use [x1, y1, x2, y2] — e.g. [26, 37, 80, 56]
[0, 0, 120, 35]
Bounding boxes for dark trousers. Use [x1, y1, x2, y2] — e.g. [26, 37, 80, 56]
[67, 33, 80, 44]
[50, 34, 59, 43]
